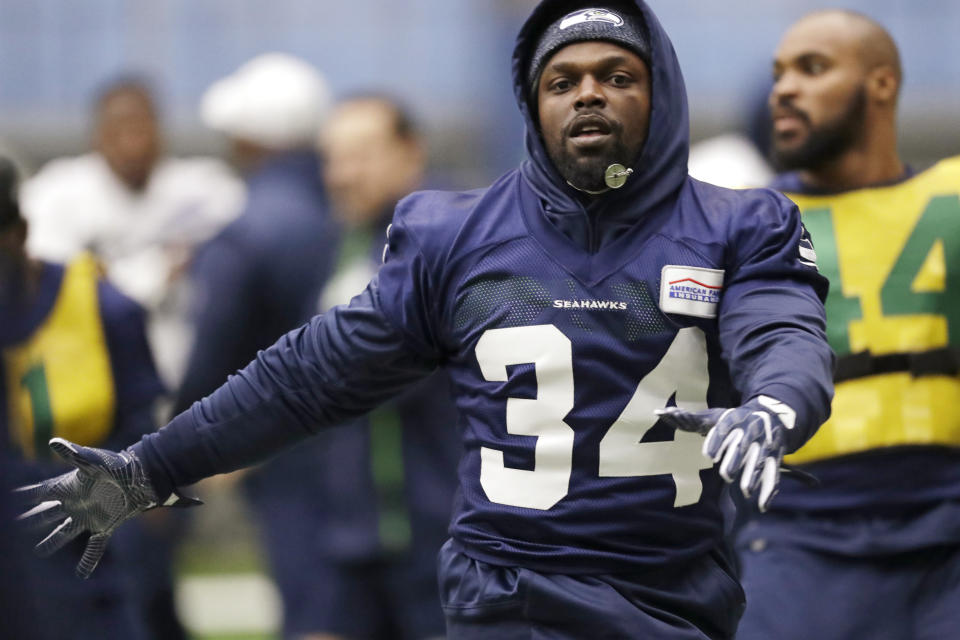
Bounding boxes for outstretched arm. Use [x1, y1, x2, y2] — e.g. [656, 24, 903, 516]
[16, 191, 451, 577]
[17, 276, 439, 576]
[136, 280, 439, 499]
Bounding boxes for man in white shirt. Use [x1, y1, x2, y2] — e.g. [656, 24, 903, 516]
[20, 78, 245, 387]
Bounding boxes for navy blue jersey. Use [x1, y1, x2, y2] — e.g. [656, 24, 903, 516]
[135, 0, 832, 576]
[377, 175, 831, 574]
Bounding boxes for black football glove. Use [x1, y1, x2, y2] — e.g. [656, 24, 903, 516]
[657, 396, 809, 512]
[15, 437, 200, 578]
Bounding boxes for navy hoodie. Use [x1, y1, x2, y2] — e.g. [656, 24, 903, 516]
[135, 0, 833, 574]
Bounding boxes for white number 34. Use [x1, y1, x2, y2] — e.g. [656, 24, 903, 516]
[476, 325, 712, 510]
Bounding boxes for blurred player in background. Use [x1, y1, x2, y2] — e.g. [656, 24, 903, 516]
[17, 76, 242, 640]
[1, 155, 165, 639]
[173, 53, 342, 640]
[19, 2, 834, 638]
[308, 95, 460, 640]
[20, 77, 244, 389]
[735, 11, 960, 640]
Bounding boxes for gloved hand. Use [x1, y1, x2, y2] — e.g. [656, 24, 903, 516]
[15, 437, 200, 578]
[656, 396, 799, 512]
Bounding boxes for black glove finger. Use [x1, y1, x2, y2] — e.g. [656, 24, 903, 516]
[12, 479, 56, 503]
[43, 469, 88, 503]
[701, 409, 739, 460]
[655, 407, 727, 437]
[76, 532, 111, 579]
[757, 457, 781, 512]
[16, 499, 66, 530]
[751, 410, 775, 445]
[35, 517, 83, 557]
[737, 442, 763, 497]
[716, 427, 749, 480]
[49, 438, 99, 474]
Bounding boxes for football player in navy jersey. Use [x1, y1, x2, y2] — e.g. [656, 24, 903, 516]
[17, 2, 834, 638]
[735, 11, 960, 640]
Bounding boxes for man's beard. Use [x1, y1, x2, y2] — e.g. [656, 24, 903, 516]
[547, 130, 635, 193]
[772, 86, 867, 172]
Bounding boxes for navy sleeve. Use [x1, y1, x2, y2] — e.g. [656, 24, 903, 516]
[97, 280, 165, 448]
[719, 190, 835, 451]
[133, 204, 441, 498]
[373, 196, 447, 358]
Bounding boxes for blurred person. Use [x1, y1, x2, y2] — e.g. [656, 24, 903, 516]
[20, 77, 244, 388]
[289, 96, 461, 640]
[17, 76, 238, 640]
[734, 11, 960, 640]
[319, 96, 431, 307]
[173, 52, 342, 640]
[320, 96, 427, 307]
[0, 156, 166, 639]
[19, 3, 834, 639]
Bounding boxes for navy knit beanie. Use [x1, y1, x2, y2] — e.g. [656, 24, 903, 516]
[527, 5, 651, 96]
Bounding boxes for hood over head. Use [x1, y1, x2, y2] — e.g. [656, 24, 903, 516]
[513, 0, 690, 247]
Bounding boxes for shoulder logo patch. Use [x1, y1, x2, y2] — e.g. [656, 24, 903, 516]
[659, 266, 724, 318]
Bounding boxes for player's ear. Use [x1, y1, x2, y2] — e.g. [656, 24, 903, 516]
[866, 65, 899, 105]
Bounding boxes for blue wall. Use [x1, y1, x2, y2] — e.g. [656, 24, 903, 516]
[0, 0, 956, 177]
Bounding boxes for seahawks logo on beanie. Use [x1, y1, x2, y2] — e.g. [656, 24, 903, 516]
[559, 8, 625, 30]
